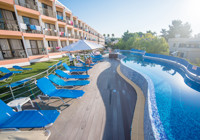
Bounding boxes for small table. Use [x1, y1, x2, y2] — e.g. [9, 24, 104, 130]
[7, 97, 34, 111]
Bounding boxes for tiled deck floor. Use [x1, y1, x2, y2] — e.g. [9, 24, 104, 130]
[22, 57, 137, 140]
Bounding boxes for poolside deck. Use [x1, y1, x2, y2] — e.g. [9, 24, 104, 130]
[21, 57, 137, 140]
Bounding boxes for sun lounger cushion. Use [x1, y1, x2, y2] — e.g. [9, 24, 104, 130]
[48, 74, 90, 86]
[0, 73, 13, 81]
[63, 63, 87, 72]
[0, 100, 60, 128]
[36, 77, 85, 98]
[0, 67, 22, 74]
[55, 69, 89, 79]
[13, 66, 32, 70]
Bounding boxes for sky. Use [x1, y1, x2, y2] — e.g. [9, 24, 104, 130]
[59, 0, 200, 38]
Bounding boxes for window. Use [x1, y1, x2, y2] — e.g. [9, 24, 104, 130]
[57, 11, 62, 16]
[48, 41, 58, 52]
[0, 9, 4, 30]
[23, 16, 39, 25]
[61, 41, 67, 47]
[66, 16, 70, 20]
[45, 23, 56, 36]
[0, 9, 18, 31]
[23, 16, 30, 25]
[0, 9, 2, 19]
[59, 27, 65, 32]
[42, 3, 47, 9]
[0, 39, 26, 60]
[29, 40, 45, 55]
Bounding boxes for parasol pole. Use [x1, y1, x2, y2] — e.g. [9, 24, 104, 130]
[84, 50, 88, 75]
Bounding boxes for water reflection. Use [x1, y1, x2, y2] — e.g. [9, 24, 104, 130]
[121, 51, 200, 139]
[121, 51, 200, 92]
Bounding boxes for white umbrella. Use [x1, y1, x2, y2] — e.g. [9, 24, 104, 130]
[59, 40, 104, 74]
[59, 40, 104, 52]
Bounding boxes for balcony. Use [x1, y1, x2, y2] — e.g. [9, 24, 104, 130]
[20, 23, 42, 34]
[48, 47, 59, 53]
[74, 24, 79, 28]
[44, 30, 58, 36]
[41, 8, 56, 18]
[66, 20, 73, 26]
[57, 15, 65, 22]
[17, 0, 38, 11]
[79, 26, 83, 30]
[27, 48, 46, 56]
[0, 19, 19, 31]
[75, 35, 80, 39]
[59, 32, 66, 37]
[67, 34, 74, 38]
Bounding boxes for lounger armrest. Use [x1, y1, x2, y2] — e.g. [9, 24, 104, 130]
[44, 123, 53, 128]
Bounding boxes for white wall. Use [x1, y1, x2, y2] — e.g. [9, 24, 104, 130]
[18, 15, 23, 24]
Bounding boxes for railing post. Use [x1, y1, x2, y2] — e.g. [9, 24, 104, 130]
[9, 85, 15, 100]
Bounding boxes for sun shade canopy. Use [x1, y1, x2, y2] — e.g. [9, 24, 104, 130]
[59, 40, 104, 52]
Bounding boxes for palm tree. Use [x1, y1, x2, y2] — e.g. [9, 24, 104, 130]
[107, 34, 110, 38]
[112, 33, 115, 38]
[103, 34, 106, 37]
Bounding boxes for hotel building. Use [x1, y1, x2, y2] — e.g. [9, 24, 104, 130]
[0, 0, 105, 68]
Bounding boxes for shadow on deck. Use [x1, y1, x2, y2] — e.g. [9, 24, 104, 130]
[97, 58, 137, 140]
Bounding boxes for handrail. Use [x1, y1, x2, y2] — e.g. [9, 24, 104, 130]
[0, 59, 68, 102]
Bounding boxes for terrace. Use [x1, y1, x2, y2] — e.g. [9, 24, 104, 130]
[0, 56, 137, 140]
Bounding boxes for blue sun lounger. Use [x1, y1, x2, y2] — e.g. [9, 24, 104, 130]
[36, 77, 85, 105]
[48, 74, 90, 87]
[13, 65, 32, 71]
[0, 67, 22, 74]
[8, 79, 31, 88]
[55, 69, 89, 79]
[91, 55, 102, 58]
[63, 63, 87, 73]
[78, 60, 95, 66]
[0, 72, 13, 82]
[0, 99, 60, 129]
[69, 65, 92, 70]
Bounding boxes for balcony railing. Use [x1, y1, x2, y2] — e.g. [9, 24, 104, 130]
[48, 47, 59, 53]
[59, 32, 66, 37]
[17, 0, 38, 11]
[66, 20, 73, 25]
[0, 19, 19, 31]
[44, 30, 58, 36]
[21, 24, 42, 34]
[75, 35, 80, 39]
[67, 34, 74, 38]
[0, 49, 26, 60]
[41, 8, 56, 18]
[27, 48, 46, 56]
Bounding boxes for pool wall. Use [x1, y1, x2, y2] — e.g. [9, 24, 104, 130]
[120, 62, 167, 140]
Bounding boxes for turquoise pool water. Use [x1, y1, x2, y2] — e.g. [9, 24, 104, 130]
[121, 52, 200, 140]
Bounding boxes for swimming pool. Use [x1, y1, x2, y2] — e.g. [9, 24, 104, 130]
[121, 51, 200, 140]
